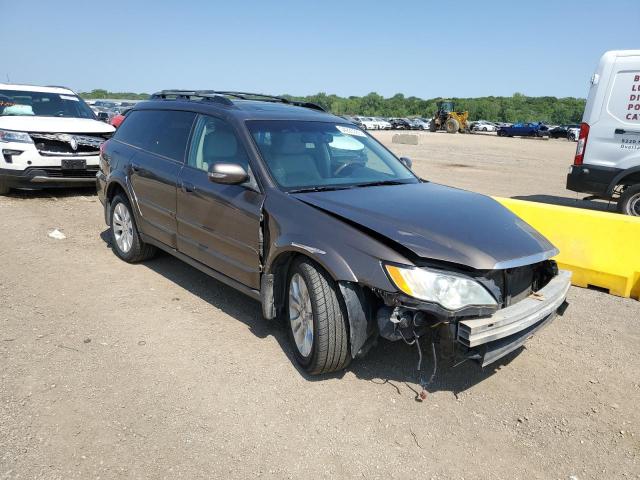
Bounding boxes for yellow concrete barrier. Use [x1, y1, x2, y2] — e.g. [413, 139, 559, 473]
[494, 197, 640, 300]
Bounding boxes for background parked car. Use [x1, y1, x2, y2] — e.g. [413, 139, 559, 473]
[472, 121, 497, 132]
[549, 124, 581, 139]
[390, 118, 412, 130]
[409, 118, 430, 130]
[354, 116, 378, 130]
[373, 117, 391, 130]
[110, 107, 133, 128]
[566, 126, 580, 142]
[497, 122, 550, 137]
[96, 111, 112, 123]
[93, 100, 118, 109]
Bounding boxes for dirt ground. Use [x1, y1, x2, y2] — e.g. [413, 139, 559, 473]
[1, 132, 638, 480]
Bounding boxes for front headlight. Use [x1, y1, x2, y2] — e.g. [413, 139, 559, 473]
[0, 129, 33, 144]
[385, 264, 497, 311]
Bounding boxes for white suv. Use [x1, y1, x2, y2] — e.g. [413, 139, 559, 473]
[0, 84, 115, 194]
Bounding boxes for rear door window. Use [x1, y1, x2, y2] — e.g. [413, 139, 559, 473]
[114, 110, 196, 162]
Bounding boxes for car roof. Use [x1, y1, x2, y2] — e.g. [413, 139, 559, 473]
[0, 83, 75, 95]
[134, 91, 342, 123]
[136, 98, 341, 122]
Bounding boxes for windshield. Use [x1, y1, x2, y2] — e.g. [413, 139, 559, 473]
[0, 89, 96, 119]
[247, 120, 418, 191]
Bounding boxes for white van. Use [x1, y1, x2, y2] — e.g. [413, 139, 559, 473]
[567, 50, 640, 215]
[0, 84, 115, 194]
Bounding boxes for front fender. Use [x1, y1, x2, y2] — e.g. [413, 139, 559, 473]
[262, 190, 412, 291]
[269, 234, 358, 282]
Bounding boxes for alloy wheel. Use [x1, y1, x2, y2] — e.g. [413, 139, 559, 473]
[289, 273, 314, 357]
[113, 202, 134, 253]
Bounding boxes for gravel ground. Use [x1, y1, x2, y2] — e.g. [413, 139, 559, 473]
[1, 132, 638, 480]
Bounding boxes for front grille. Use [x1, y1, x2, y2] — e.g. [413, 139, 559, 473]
[25, 166, 99, 179]
[29, 132, 109, 157]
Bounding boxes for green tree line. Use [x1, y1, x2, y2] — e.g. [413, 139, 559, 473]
[80, 89, 586, 124]
[80, 89, 150, 100]
[285, 92, 586, 124]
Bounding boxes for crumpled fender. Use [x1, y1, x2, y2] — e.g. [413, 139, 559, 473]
[261, 190, 413, 356]
[263, 190, 411, 291]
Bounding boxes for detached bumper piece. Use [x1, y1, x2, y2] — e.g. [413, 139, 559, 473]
[457, 270, 571, 366]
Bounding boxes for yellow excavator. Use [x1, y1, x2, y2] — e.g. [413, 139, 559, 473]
[429, 100, 469, 133]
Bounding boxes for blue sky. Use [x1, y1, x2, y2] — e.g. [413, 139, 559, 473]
[2, 0, 638, 98]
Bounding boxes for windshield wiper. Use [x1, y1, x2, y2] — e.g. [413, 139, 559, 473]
[353, 180, 409, 188]
[288, 185, 354, 193]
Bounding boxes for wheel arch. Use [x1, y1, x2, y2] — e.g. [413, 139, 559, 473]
[104, 180, 129, 226]
[606, 166, 640, 196]
[262, 249, 373, 360]
[261, 245, 357, 318]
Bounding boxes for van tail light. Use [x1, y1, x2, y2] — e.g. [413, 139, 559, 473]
[574, 122, 590, 165]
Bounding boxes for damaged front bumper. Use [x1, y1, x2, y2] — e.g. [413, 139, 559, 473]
[458, 269, 571, 366]
[375, 269, 572, 368]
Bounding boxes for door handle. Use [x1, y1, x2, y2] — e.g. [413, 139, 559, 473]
[615, 128, 640, 135]
[182, 181, 196, 193]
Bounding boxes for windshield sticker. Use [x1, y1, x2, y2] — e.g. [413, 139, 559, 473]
[336, 125, 366, 137]
[59, 95, 79, 101]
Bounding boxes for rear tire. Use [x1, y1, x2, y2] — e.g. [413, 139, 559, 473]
[109, 194, 157, 262]
[429, 121, 437, 132]
[617, 184, 640, 216]
[286, 258, 351, 375]
[0, 180, 10, 195]
[445, 118, 459, 134]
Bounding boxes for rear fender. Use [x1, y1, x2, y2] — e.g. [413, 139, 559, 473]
[606, 165, 640, 196]
[104, 172, 143, 228]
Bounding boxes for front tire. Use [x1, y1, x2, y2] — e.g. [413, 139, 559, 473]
[0, 179, 10, 195]
[109, 194, 157, 262]
[286, 258, 350, 375]
[617, 184, 640, 216]
[445, 118, 459, 134]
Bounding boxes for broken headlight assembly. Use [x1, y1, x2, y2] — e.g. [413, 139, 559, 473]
[0, 129, 33, 144]
[384, 264, 497, 311]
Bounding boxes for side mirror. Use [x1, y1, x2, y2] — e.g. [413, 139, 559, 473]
[399, 157, 413, 169]
[208, 163, 249, 185]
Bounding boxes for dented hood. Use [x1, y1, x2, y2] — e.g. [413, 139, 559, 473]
[0, 116, 114, 134]
[293, 182, 558, 270]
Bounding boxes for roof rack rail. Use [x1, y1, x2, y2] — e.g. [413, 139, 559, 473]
[150, 90, 326, 112]
[150, 90, 234, 106]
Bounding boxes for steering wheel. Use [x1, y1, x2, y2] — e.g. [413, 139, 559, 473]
[334, 161, 365, 177]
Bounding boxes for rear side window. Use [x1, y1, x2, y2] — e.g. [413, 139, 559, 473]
[114, 110, 196, 162]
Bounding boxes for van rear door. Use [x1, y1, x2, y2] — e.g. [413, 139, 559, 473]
[584, 51, 640, 171]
